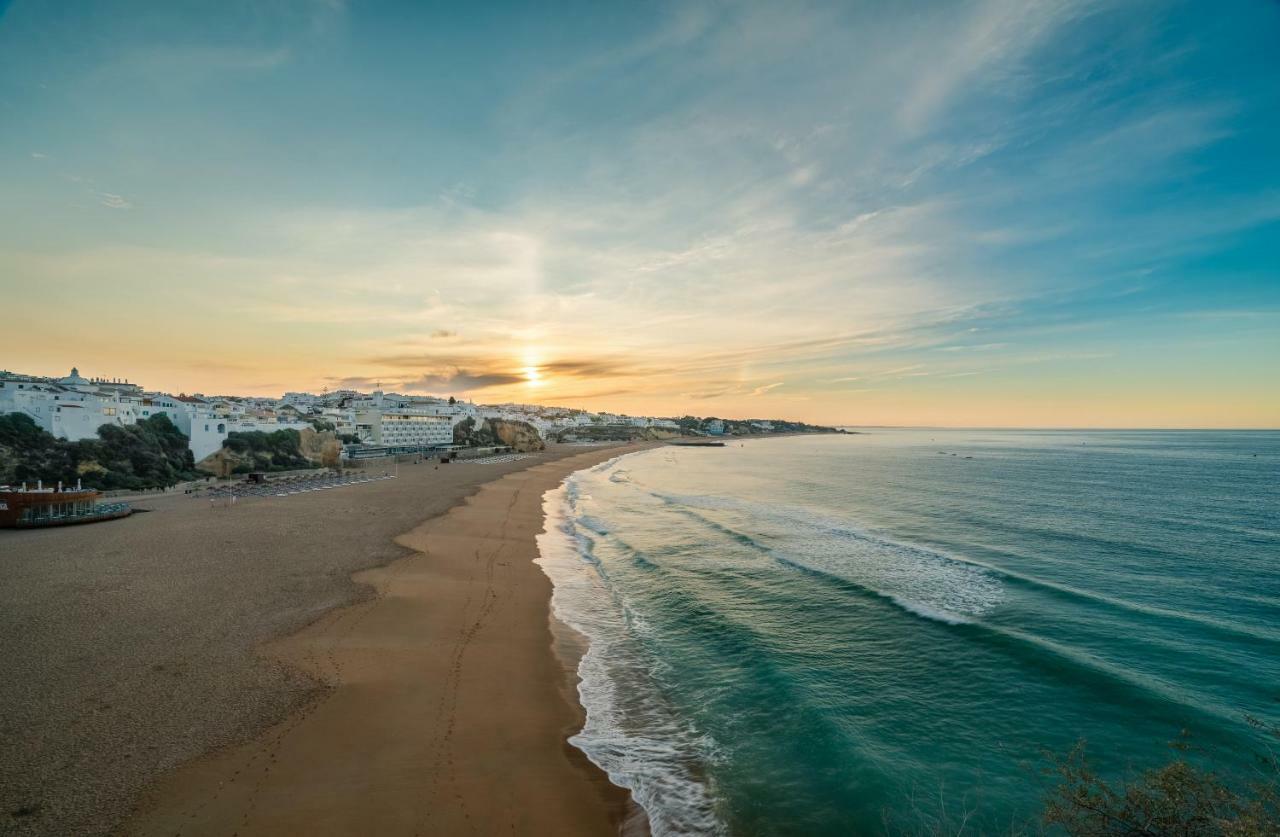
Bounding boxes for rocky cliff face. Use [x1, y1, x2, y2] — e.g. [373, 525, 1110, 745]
[195, 446, 246, 478]
[298, 427, 342, 467]
[488, 419, 545, 452]
[196, 428, 339, 476]
[452, 417, 546, 452]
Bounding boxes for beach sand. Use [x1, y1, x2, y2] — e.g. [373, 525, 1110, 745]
[0, 444, 647, 837]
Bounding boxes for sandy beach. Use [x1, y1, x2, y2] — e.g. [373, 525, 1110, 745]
[0, 443, 648, 837]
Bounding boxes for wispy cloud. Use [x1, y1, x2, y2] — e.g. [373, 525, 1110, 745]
[97, 192, 132, 210]
[937, 343, 1008, 352]
[897, 0, 1084, 133]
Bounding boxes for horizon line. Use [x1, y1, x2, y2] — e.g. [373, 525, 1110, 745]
[835, 425, 1280, 432]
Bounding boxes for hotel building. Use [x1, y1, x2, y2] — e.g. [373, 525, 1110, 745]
[354, 409, 453, 449]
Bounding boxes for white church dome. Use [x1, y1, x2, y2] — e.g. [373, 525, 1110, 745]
[58, 367, 90, 386]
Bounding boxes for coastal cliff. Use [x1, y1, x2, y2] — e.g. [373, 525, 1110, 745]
[196, 427, 339, 477]
[489, 418, 546, 452]
[453, 416, 546, 452]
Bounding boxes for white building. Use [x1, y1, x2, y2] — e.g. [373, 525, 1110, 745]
[0, 368, 143, 440]
[354, 408, 453, 448]
[281, 391, 319, 409]
[138, 394, 230, 461]
[424, 401, 479, 425]
[177, 409, 313, 462]
[320, 408, 359, 437]
[2, 370, 529, 462]
[0, 369, 318, 463]
[188, 415, 231, 461]
[349, 391, 477, 427]
[207, 399, 248, 419]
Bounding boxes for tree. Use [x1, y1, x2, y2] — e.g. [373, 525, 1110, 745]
[453, 416, 475, 445]
[880, 723, 1280, 837]
[72, 414, 196, 490]
[1043, 727, 1279, 836]
[0, 413, 76, 485]
[449, 396, 457, 405]
[0, 412, 197, 490]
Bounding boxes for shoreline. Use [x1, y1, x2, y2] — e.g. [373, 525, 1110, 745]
[124, 443, 655, 836]
[2, 434, 818, 836]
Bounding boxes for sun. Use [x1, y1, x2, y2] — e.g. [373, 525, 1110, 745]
[521, 347, 544, 387]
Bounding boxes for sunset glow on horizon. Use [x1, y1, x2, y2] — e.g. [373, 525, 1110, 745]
[2, 1, 1278, 427]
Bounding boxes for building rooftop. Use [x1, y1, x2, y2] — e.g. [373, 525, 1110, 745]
[58, 367, 90, 386]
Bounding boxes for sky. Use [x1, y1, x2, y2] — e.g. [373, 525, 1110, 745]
[1, 0, 1277, 427]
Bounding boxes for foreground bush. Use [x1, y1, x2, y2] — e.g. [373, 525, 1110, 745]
[1043, 724, 1279, 836]
[884, 721, 1279, 836]
[222, 429, 313, 472]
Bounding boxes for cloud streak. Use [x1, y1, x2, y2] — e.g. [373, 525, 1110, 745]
[97, 192, 132, 210]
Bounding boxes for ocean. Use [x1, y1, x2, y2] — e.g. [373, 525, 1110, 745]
[536, 430, 1280, 835]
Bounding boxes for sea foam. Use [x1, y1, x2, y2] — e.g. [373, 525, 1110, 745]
[651, 490, 1004, 625]
[536, 478, 727, 836]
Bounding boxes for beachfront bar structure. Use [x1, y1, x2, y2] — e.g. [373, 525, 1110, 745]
[0, 483, 131, 529]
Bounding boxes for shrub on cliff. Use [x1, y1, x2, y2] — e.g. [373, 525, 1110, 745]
[1041, 727, 1279, 836]
[882, 722, 1280, 836]
[222, 428, 313, 471]
[0, 412, 196, 490]
[0, 412, 76, 485]
[74, 414, 197, 489]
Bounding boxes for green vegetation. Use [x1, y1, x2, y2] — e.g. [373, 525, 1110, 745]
[885, 723, 1280, 836]
[1041, 727, 1279, 836]
[452, 416, 490, 446]
[222, 429, 314, 473]
[0, 412, 197, 490]
[0, 412, 72, 486]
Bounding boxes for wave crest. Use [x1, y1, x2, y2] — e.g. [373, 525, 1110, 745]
[654, 491, 1004, 625]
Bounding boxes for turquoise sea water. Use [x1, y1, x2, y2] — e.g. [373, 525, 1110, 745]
[536, 430, 1280, 835]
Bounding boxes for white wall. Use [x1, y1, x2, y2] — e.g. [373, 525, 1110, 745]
[0, 383, 141, 441]
[188, 414, 230, 461]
